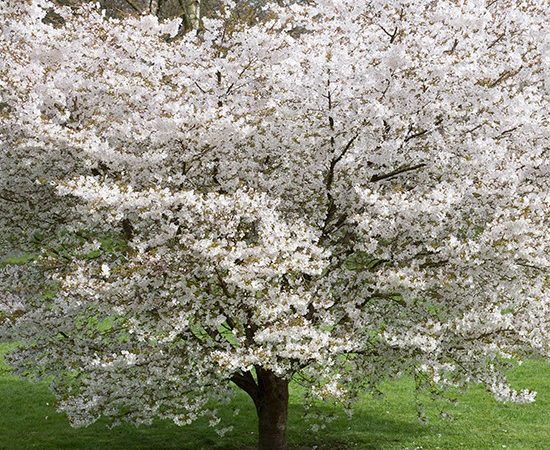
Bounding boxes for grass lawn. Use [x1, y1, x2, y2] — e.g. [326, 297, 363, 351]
[0, 342, 548, 450]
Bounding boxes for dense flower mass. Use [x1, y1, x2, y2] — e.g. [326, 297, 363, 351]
[0, 0, 548, 442]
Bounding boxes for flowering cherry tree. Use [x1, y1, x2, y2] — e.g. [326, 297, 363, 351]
[1, 0, 548, 448]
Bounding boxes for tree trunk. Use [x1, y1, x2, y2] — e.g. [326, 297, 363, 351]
[255, 368, 289, 450]
[177, 0, 201, 32]
[187, 0, 200, 31]
[149, 0, 160, 15]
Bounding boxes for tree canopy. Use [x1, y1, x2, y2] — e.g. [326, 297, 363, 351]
[0, 1, 548, 448]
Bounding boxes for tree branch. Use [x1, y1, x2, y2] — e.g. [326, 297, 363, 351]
[320, 133, 360, 239]
[231, 371, 258, 403]
[404, 128, 430, 142]
[370, 163, 426, 182]
[325, 133, 360, 192]
[123, 0, 142, 13]
[379, 25, 398, 43]
[489, 66, 522, 88]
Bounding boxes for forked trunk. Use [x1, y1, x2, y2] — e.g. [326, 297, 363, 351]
[255, 368, 289, 450]
[231, 368, 290, 450]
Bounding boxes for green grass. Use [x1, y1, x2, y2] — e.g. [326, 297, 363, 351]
[1, 342, 549, 449]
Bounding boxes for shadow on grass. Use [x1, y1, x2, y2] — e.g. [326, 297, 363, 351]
[286, 398, 428, 450]
[7, 346, 549, 449]
[0, 369, 428, 450]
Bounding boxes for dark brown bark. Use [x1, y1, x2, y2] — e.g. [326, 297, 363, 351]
[231, 368, 290, 450]
[255, 368, 289, 450]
